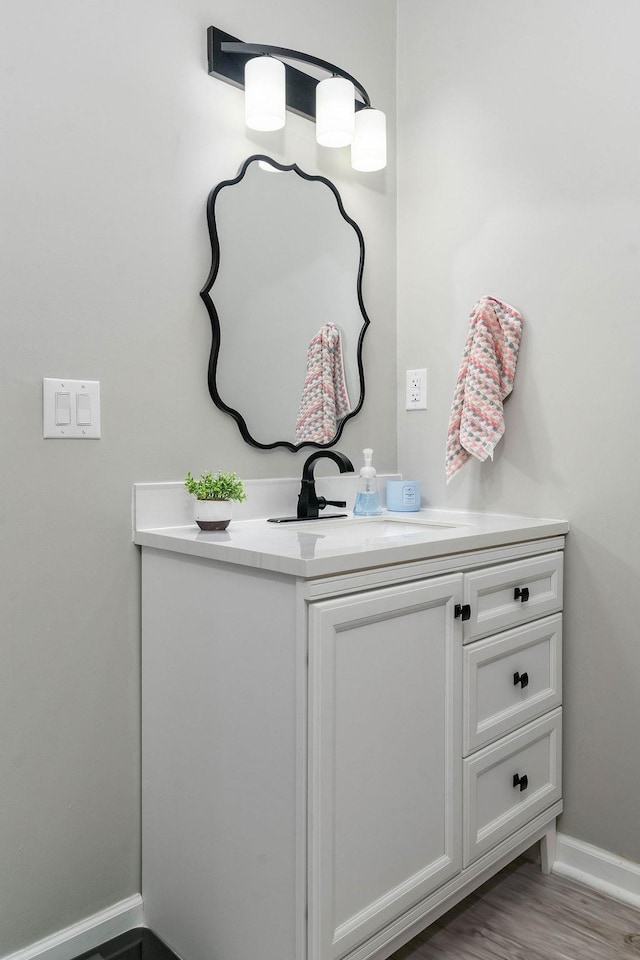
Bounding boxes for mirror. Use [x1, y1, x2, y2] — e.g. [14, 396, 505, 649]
[200, 155, 370, 450]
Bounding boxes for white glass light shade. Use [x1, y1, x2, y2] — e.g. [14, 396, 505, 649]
[351, 108, 387, 171]
[316, 76, 355, 147]
[244, 56, 286, 131]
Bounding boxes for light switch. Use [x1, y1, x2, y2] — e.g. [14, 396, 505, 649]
[76, 393, 91, 425]
[55, 392, 71, 425]
[43, 379, 101, 438]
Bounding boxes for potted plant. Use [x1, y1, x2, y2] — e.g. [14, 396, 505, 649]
[184, 470, 247, 531]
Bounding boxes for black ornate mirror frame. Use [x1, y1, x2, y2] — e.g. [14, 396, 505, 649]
[200, 155, 370, 451]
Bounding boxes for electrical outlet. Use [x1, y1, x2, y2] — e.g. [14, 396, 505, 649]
[405, 369, 427, 410]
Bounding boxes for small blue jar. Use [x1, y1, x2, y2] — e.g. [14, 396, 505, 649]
[386, 480, 421, 512]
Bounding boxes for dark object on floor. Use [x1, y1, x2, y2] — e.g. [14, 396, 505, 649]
[72, 928, 181, 960]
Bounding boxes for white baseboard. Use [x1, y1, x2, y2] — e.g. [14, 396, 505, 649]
[1, 894, 144, 960]
[554, 833, 640, 908]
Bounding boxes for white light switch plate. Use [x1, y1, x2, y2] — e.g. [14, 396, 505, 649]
[43, 378, 101, 438]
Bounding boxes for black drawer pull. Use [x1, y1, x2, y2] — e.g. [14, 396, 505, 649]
[513, 773, 529, 792]
[513, 671, 529, 688]
[514, 586, 530, 602]
[454, 603, 471, 621]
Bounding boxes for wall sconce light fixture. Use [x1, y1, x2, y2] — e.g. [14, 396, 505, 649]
[207, 26, 386, 172]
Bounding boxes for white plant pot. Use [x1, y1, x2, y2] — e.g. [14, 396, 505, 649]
[194, 498, 232, 531]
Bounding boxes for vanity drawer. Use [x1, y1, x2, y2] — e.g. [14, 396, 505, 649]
[463, 552, 563, 642]
[463, 614, 562, 755]
[463, 708, 562, 866]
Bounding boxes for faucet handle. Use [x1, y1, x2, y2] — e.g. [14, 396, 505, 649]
[318, 497, 346, 510]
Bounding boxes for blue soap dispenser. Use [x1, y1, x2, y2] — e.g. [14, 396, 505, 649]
[353, 448, 382, 516]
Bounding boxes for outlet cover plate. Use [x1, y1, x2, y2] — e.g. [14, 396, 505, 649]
[405, 368, 427, 410]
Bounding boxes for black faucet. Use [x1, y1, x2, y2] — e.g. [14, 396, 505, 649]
[297, 450, 355, 520]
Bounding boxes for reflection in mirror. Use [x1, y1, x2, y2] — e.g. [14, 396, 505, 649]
[200, 155, 370, 450]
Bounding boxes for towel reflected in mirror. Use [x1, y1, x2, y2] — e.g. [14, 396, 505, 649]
[295, 322, 351, 445]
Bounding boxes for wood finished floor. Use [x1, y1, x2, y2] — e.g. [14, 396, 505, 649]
[388, 857, 640, 960]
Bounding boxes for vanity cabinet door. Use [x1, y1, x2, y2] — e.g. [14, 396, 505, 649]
[307, 575, 463, 960]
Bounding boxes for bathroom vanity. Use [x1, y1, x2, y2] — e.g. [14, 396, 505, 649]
[135, 484, 568, 960]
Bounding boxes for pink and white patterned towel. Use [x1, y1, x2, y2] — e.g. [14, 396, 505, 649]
[295, 322, 351, 444]
[445, 296, 523, 483]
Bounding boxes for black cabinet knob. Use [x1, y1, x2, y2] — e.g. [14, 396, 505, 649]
[514, 586, 530, 602]
[513, 671, 529, 688]
[513, 773, 529, 792]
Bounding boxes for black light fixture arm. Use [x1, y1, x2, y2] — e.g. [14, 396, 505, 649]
[221, 41, 371, 108]
[207, 26, 371, 123]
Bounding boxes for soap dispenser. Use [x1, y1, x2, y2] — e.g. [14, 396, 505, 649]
[353, 448, 382, 516]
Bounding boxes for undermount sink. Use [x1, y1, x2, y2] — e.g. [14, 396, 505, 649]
[281, 515, 462, 540]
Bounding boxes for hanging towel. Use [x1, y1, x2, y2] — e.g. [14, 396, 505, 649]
[295, 322, 351, 444]
[445, 296, 523, 483]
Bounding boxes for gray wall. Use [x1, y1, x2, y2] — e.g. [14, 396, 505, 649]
[398, 0, 640, 859]
[0, 1, 396, 953]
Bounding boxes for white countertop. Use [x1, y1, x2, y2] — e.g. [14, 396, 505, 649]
[133, 483, 569, 579]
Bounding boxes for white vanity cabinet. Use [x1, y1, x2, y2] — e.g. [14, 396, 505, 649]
[140, 529, 565, 960]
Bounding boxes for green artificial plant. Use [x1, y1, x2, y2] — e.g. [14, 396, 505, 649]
[184, 471, 247, 502]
